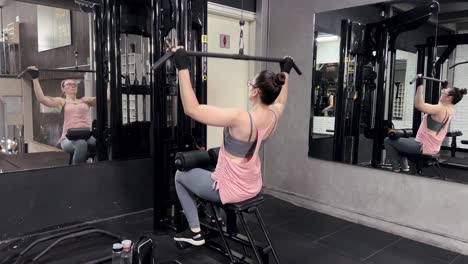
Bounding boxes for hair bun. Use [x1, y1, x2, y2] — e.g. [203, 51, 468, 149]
[461, 88, 468, 95]
[274, 72, 286, 86]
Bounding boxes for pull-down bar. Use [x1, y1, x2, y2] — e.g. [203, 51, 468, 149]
[409, 74, 445, 85]
[16, 68, 95, 79]
[152, 51, 303, 75]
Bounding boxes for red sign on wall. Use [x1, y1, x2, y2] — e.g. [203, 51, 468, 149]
[219, 34, 230, 49]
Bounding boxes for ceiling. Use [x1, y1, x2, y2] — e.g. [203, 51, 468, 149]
[0, 0, 11, 7]
[392, 0, 468, 32]
[7, 0, 98, 10]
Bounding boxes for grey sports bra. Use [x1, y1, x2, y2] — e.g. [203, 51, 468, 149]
[427, 109, 449, 134]
[223, 110, 278, 158]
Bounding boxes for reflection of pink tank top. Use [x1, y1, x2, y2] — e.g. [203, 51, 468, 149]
[415, 114, 452, 155]
[58, 101, 92, 144]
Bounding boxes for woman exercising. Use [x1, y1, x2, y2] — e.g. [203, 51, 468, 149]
[384, 76, 467, 172]
[172, 47, 294, 246]
[322, 89, 335, 116]
[28, 66, 96, 165]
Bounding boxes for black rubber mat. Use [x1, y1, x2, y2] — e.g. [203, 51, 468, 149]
[0, 195, 465, 264]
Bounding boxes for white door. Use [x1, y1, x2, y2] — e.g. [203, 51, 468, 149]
[206, 12, 256, 149]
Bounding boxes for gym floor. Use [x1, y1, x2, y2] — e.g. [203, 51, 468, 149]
[1, 194, 466, 264]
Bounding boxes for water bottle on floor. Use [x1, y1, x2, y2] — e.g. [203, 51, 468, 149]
[121, 240, 133, 264]
[111, 243, 123, 264]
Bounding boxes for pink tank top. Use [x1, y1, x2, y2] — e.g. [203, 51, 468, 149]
[58, 101, 92, 144]
[415, 114, 452, 155]
[211, 121, 273, 204]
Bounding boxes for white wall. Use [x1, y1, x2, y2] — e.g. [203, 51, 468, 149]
[206, 12, 255, 149]
[0, 78, 33, 143]
[312, 38, 339, 134]
[451, 31, 468, 148]
[392, 50, 417, 129]
[261, 0, 468, 255]
[316, 38, 340, 64]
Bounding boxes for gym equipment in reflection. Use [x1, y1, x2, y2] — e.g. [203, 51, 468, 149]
[328, 2, 439, 165]
[312, 63, 338, 117]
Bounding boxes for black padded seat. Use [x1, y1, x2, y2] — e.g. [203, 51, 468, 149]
[224, 195, 265, 213]
[401, 152, 445, 179]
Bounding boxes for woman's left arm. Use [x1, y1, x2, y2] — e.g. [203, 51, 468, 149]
[415, 84, 443, 115]
[82, 84, 111, 107]
[82, 97, 96, 107]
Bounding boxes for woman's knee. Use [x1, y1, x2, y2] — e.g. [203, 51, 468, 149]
[175, 170, 185, 184]
[61, 140, 74, 153]
[384, 137, 390, 145]
[74, 139, 88, 151]
[87, 136, 96, 146]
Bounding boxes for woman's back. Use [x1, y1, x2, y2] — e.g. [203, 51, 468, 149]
[223, 108, 278, 161]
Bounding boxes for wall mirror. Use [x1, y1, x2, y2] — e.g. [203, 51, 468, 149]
[309, 0, 468, 183]
[0, 1, 103, 172]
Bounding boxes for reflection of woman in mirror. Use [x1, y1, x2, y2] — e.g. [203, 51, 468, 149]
[320, 64, 337, 117]
[28, 66, 96, 164]
[384, 77, 467, 172]
[322, 89, 335, 117]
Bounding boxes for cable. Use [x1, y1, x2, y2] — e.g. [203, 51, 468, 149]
[431, 1, 440, 78]
[238, 0, 245, 55]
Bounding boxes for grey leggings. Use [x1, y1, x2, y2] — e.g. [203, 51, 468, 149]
[175, 168, 221, 229]
[384, 137, 422, 171]
[61, 136, 96, 165]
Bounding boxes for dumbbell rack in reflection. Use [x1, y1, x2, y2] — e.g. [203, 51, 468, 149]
[121, 52, 151, 124]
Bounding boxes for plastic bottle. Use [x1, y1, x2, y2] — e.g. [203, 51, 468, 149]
[111, 243, 123, 264]
[121, 240, 133, 264]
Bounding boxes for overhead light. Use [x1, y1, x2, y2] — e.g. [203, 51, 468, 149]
[316, 35, 339, 42]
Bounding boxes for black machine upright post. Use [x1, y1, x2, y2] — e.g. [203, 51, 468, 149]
[195, 0, 208, 148]
[386, 48, 396, 122]
[333, 20, 351, 162]
[350, 55, 365, 165]
[106, 0, 123, 160]
[309, 31, 318, 142]
[94, 4, 108, 161]
[432, 61, 442, 105]
[425, 44, 434, 105]
[413, 45, 426, 134]
[371, 28, 389, 167]
[177, 0, 207, 151]
[151, 0, 166, 228]
[177, 0, 189, 153]
[431, 45, 455, 104]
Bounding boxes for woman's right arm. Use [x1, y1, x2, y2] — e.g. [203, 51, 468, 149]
[322, 95, 334, 113]
[270, 73, 289, 118]
[270, 57, 294, 118]
[28, 66, 63, 108]
[32, 79, 62, 108]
